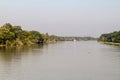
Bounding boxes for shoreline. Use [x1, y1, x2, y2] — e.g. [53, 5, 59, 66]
[101, 42, 120, 46]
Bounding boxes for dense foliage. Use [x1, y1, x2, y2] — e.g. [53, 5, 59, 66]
[0, 23, 96, 47]
[99, 31, 120, 43]
[0, 23, 56, 46]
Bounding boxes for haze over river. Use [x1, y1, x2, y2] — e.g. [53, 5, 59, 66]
[0, 41, 120, 80]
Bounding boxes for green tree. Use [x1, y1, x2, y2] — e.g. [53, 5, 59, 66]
[99, 30, 120, 43]
[30, 30, 43, 43]
[0, 27, 15, 44]
[11, 26, 22, 38]
[1, 23, 13, 31]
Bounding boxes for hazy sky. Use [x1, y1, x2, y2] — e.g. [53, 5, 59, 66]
[0, 0, 120, 37]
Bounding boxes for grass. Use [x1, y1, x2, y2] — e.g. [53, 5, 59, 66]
[0, 44, 5, 47]
[102, 42, 120, 46]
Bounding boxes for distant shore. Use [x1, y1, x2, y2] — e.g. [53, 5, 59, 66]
[101, 42, 120, 46]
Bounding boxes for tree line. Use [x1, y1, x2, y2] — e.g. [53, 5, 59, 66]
[98, 31, 120, 43]
[57, 36, 96, 41]
[0, 23, 97, 47]
[0, 23, 57, 46]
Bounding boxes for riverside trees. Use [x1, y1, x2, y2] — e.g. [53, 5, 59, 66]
[0, 23, 50, 46]
[99, 31, 120, 43]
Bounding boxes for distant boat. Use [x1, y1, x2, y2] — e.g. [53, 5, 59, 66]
[73, 39, 77, 42]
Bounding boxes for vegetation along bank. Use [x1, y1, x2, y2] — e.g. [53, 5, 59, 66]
[0, 23, 58, 47]
[98, 30, 120, 46]
[0, 23, 96, 47]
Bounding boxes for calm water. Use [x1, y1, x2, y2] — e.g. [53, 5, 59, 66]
[0, 41, 120, 80]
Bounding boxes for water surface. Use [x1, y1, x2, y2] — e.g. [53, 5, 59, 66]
[0, 41, 120, 80]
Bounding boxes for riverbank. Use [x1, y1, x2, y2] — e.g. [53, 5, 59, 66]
[101, 42, 120, 46]
[0, 45, 5, 47]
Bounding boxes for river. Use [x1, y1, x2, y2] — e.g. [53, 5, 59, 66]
[0, 41, 120, 80]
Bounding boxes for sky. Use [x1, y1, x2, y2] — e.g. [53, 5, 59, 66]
[0, 0, 120, 37]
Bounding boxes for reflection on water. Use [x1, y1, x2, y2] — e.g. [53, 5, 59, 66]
[0, 44, 43, 62]
[0, 41, 120, 80]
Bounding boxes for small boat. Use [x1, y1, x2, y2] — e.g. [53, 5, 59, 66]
[73, 39, 77, 42]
